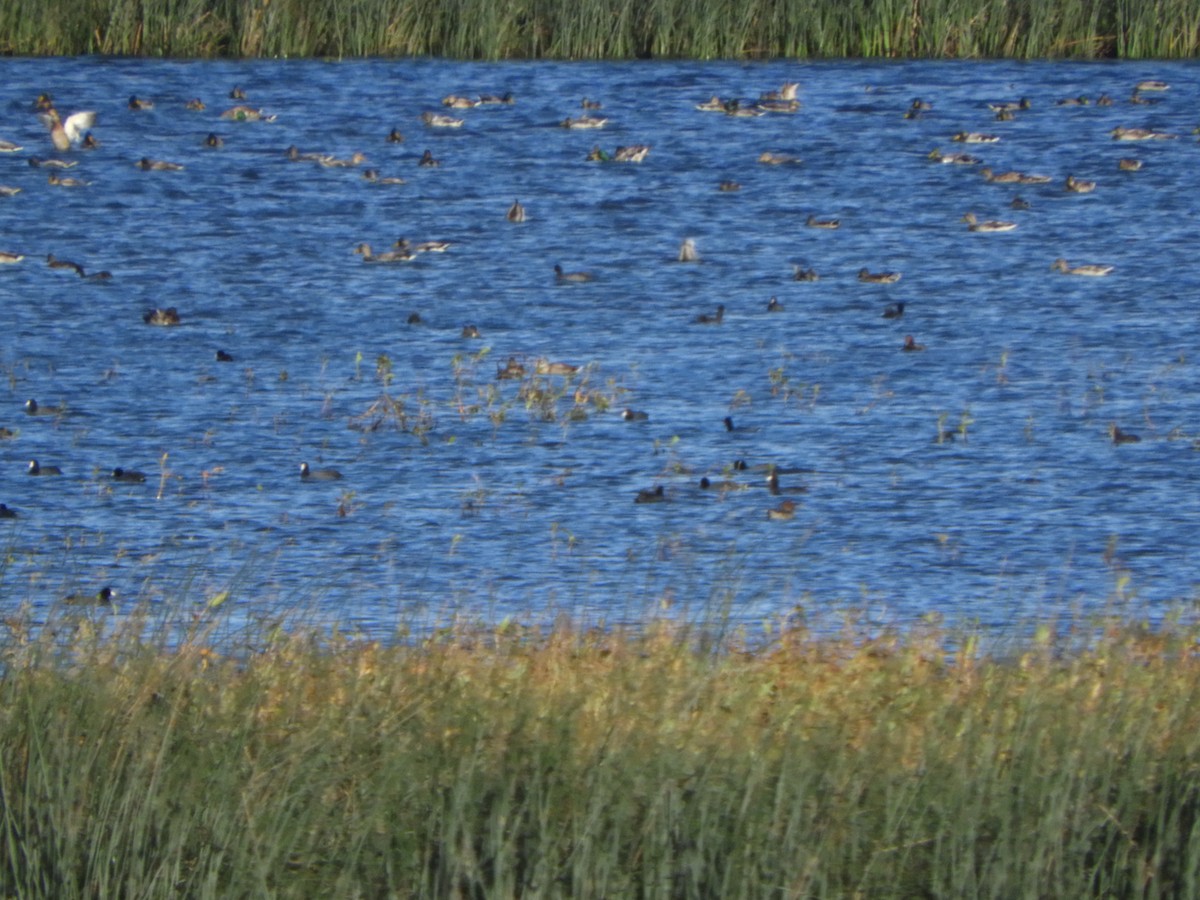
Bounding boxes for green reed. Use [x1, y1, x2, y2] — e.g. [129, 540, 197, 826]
[1, 604, 1200, 896]
[1, 0, 1199, 58]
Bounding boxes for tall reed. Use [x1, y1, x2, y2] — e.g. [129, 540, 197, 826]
[1, 0, 1197, 58]
[1, 606, 1200, 896]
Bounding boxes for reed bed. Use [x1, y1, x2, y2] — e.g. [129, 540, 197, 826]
[1, 606, 1199, 896]
[1, 0, 1199, 58]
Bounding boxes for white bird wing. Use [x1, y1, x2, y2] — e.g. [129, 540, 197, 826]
[62, 111, 97, 143]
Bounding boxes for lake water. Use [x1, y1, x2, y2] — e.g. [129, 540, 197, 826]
[2, 55, 1199, 639]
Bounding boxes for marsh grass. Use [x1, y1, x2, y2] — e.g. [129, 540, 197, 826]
[2, 0, 1199, 58]
[1, 604, 1200, 896]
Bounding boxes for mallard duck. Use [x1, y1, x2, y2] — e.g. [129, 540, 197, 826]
[354, 243, 413, 263]
[47, 172, 89, 187]
[506, 199, 526, 222]
[478, 93, 515, 105]
[80, 133, 99, 149]
[962, 212, 1017, 232]
[634, 485, 667, 504]
[758, 151, 800, 165]
[143, 307, 181, 326]
[0, 139, 23, 153]
[28, 459, 62, 476]
[695, 96, 725, 112]
[555, 264, 593, 283]
[1052, 258, 1113, 276]
[767, 499, 797, 521]
[724, 102, 763, 118]
[27, 157, 76, 168]
[952, 132, 1000, 143]
[1118, 158, 1142, 171]
[910, 98, 933, 111]
[581, 97, 603, 110]
[25, 398, 63, 415]
[612, 145, 650, 162]
[387, 128, 405, 143]
[1109, 423, 1141, 444]
[678, 238, 699, 262]
[496, 357, 525, 380]
[394, 238, 451, 254]
[229, 86, 247, 100]
[757, 100, 800, 113]
[805, 214, 839, 229]
[317, 151, 367, 168]
[1097, 94, 1114, 106]
[362, 169, 405, 184]
[461, 324, 481, 338]
[441, 94, 478, 109]
[0, 249, 24, 263]
[902, 335, 925, 352]
[204, 133, 224, 148]
[1010, 196, 1032, 210]
[300, 462, 342, 480]
[1129, 91, 1160, 106]
[418, 149, 440, 167]
[987, 98, 1030, 112]
[535, 359, 579, 376]
[761, 82, 800, 101]
[1110, 126, 1174, 141]
[718, 180, 741, 192]
[767, 296, 784, 312]
[928, 148, 981, 165]
[46, 254, 84, 275]
[560, 115, 607, 129]
[793, 266, 819, 282]
[137, 157, 184, 171]
[216, 349, 234, 362]
[979, 167, 1023, 183]
[859, 268, 901, 284]
[220, 105, 274, 121]
[1064, 174, 1096, 193]
[185, 98, 206, 111]
[42, 108, 96, 151]
[1134, 80, 1170, 92]
[111, 467, 146, 483]
[128, 95, 154, 110]
[64, 586, 115, 605]
[622, 408, 649, 421]
[696, 304, 724, 324]
[882, 302, 905, 319]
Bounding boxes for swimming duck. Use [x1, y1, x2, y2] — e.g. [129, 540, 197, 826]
[717, 180, 741, 192]
[953, 132, 1000, 143]
[0, 251, 23, 263]
[137, 157, 184, 171]
[793, 266, 819, 282]
[47, 254, 84, 275]
[1109, 423, 1141, 444]
[928, 148, 981, 165]
[28, 459, 62, 476]
[1118, 158, 1142, 171]
[555, 264, 594, 283]
[441, 94, 478, 109]
[205, 133, 224, 148]
[622, 408, 649, 421]
[506, 199, 526, 222]
[34, 93, 55, 111]
[496, 357, 525, 380]
[758, 151, 800, 165]
[767, 499, 797, 521]
[80, 133, 99, 149]
[418, 149, 440, 167]
[478, 93, 515, 105]
[979, 167, 1026, 184]
[63, 586, 115, 605]
[761, 82, 800, 101]
[696, 304, 724, 324]
[394, 238, 451, 254]
[767, 296, 784, 312]
[882, 302, 905, 319]
[1055, 96, 1089, 106]
[216, 349, 234, 362]
[47, 172, 89, 187]
[1097, 94, 1114, 105]
[1010, 196, 1032, 210]
[987, 98, 1031, 112]
[220, 105, 275, 121]
[1110, 126, 1174, 141]
[695, 96, 725, 112]
[128, 95, 154, 110]
[300, 462, 343, 481]
[185, 98, 206, 111]
[111, 467, 147, 483]
[962, 212, 1017, 232]
[910, 98, 933, 111]
[560, 115, 607, 129]
[757, 100, 800, 113]
[902, 335, 925, 352]
[143, 307, 181, 326]
[1064, 174, 1096, 193]
[354, 243, 413, 263]
[678, 238, 699, 262]
[805, 214, 839, 229]
[42, 108, 96, 150]
[25, 399, 63, 415]
[0, 139, 23, 153]
[406, 313, 421, 325]
[27, 157, 76, 168]
[229, 86, 247, 100]
[581, 97, 603, 110]
[387, 128, 405, 143]
[0, 504, 16, 518]
[723, 416, 758, 433]
[634, 485, 667, 504]
[612, 145, 650, 162]
[859, 268, 901, 284]
[362, 169, 405, 184]
[461, 324, 481, 339]
[534, 359, 579, 376]
[1134, 80, 1170, 92]
[1051, 258, 1114, 276]
[421, 111, 464, 128]
[993, 108, 1015, 121]
[724, 101, 763, 118]
[318, 151, 368, 168]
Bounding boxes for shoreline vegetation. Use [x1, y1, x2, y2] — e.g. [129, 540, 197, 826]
[2, 608, 1199, 895]
[1, 0, 1199, 59]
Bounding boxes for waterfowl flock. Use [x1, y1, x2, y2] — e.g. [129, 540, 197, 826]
[0, 59, 1196, 626]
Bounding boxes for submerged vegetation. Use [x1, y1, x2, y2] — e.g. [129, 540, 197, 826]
[2, 607, 1200, 895]
[1, 0, 1199, 59]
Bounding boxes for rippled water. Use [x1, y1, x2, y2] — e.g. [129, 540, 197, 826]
[2, 56, 1199, 636]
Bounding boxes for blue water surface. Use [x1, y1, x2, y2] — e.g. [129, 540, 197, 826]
[2, 56, 1199, 637]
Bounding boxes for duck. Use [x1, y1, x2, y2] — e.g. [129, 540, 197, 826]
[1110, 126, 1174, 141]
[216, 349, 234, 362]
[724, 101, 763, 118]
[717, 180, 741, 192]
[758, 151, 800, 165]
[882, 302, 905, 319]
[47, 172, 89, 187]
[678, 238, 699, 262]
[506, 199, 526, 222]
[42, 108, 97, 150]
[723, 416, 759, 433]
[63, 586, 115, 605]
[128, 95, 154, 110]
[1097, 94, 1114, 105]
[1064, 174, 1097, 193]
[757, 100, 800, 114]
[761, 82, 800, 101]
[1052, 258, 1114, 276]
[1110, 423, 1141, 444]
[204, 133, 224, 148]
[560, 115, 607, 129]
[387, 128, 405, 143]
[695, 96, 725, 112]
[185, 98, 206, 111]
[793, 266, 819, 282]
[496, 357, 526, 380]
[229, 86, 247, 100]
[634, 485, 667, 504]
[767, 296, 784, 312]
[979, 167, 1023, 183]
[612, 145, 650, 162]
[859, 268, 901, 284]
[220, 105, 275, 121]
[0, 504, 16, 519]
[354, 243, 413, 263]
[28, 459, 63, 476]
[441, 94, 478, 109]
[0, 186, 20, 197]
[300, 462, 342, 481]
[696, 304, 724, 324]
[1010, 196, 1032, 210]
[0, 252, 24, 264]
[555, 264, 593, 283]
[461, 324, 481, 339]
[142, 307, 179, 326]
[581, 97, 603, 110]
[394, 238, 451, 254]
[987, 98, 1031, 112]
[910, 98, 933, 112]
[902, 335, 926, 352]
[111, 467, 147, 483]
[46, 254, 84, 275]
[25, 399, 64, 416]
[767, 499, 798, 521]
[928, 148, 981, 165]
[1134, 79, 1170, 92]
[421, 111, 464, 128]
[962, 212, 1017, 233]
[362, 169, 405, 184]
[1055, 96, 1089, 106]
[418, 149, 440, 167]
[80, 133, 100, 149]
[137, 157, 184, 171]
[534, 359, 579, 376]
[27, 156, 77, 168]
[317, 151, 368, 168]
[0, 139, 24, 152]
[805, 214, 840, 229]
[622, 408, 649, 421]
[952, 131, 1000, 143]
[478, 93, 515, 105]
[1118, 158, 1142, 171]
